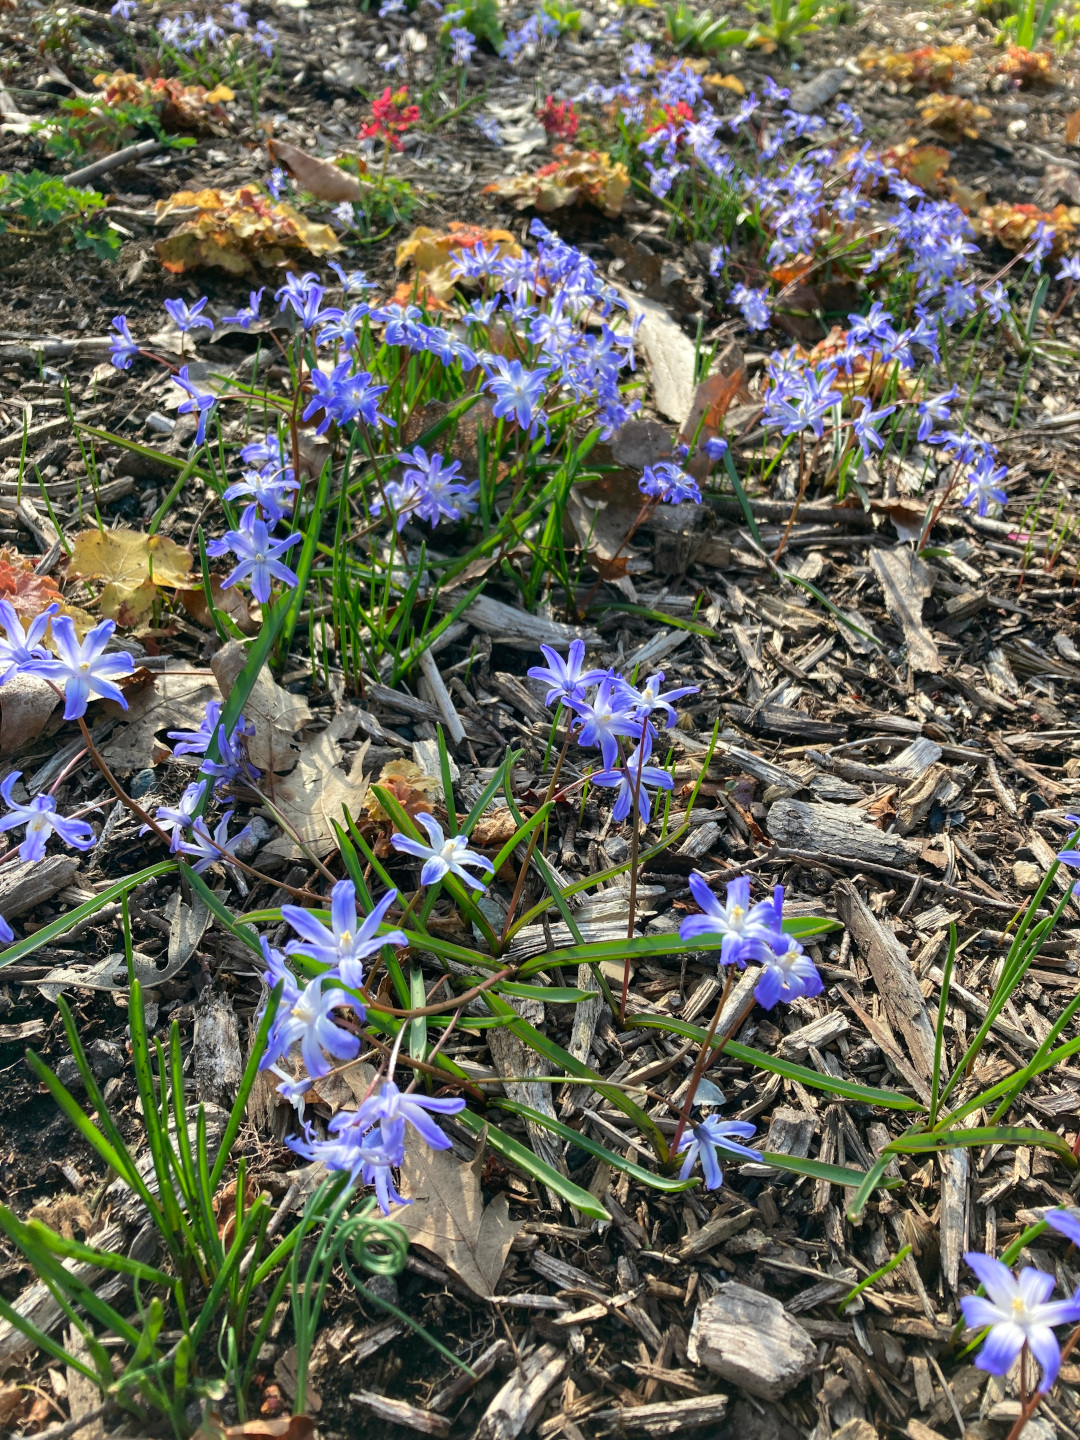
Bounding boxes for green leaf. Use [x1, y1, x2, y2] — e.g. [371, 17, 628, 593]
[627, 1013, 923, 1111]
[186, 866, 263, 956]
[759, 1151, 892, 1189]
[0, 861, 176, 968]
[495, 982, 598, 1003]
[846, 1150, 893, 1223]
[482, 992, 670, 1161]
[886, 1125, 1078, 1167]
[454, 1108, 610, 1219]
[21, 1219, 175, 1287]
[280, 454, 333, 658]
[491, 1100, 696, 1192]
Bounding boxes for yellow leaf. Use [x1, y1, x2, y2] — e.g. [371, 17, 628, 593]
[204, 83, 234, 103]
[707, 73, 745, 95]
[68, 528, 193, 626]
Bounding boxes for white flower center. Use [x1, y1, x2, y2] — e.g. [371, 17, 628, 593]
[440, 839, 458, 860]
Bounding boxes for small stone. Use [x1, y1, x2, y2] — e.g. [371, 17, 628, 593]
[1013, 860, 1041, 892]
[687, 1282, 817, 1401]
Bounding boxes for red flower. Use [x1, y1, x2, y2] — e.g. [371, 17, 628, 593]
[360, 86, 420, 150]
[538, 94, 579, 141]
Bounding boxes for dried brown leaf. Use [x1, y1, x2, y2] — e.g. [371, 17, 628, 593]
[389, 1134, 523, 1298]
[268, 138, 367, 202]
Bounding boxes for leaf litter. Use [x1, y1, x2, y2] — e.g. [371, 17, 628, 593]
[7, 0, 1080, 1437]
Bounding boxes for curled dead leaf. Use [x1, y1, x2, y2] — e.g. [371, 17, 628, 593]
[395, 222, 520, 301]
[194, 1413, 317, 1440]
[995, 44, 1055, 86]
[85, 70, 232, 138]
[155, 185, 342, 278]
[1066, 106, 1080, 146]
[268, 137, 368, 202]
[0, 545, 62, 620]
[484, 146, 629, 218]
[917, 93, 991, 141]
[975, 200, 1080, 254]
[179, 578, 262, 635]
[858, 42, 970, 87]
[364, 758, 437, 823]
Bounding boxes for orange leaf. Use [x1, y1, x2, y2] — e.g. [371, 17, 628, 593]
[1066, 106, 1080, 146]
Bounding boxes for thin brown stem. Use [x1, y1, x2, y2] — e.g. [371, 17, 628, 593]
[670, 965, 736, 1155]
[76, 717, 323, 902]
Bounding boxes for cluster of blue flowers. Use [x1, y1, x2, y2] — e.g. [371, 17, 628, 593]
[253, 879, 464, 1209]
[0, 604, 141, 939]
[108, 222, 642, 611]
[142, 5, 277, 57]
[528, 639, 696, 825]
[562, 60, 1035, 519]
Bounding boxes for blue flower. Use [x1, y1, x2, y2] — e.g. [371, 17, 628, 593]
[275, 271, 326, 329]
[164, 296, 214, 334]
[960, 1253, 1079, 1392]
[753, 933, 823, 1009]
[730, 283, 771, 332]
[353, 1078, 465, 1152]
[302, 360, 392, 434]
[569, 677, 640, 767]
[639, 461, 701, 506]
[254, 18, 276, 56]
[206, 506, 302, 604]
[141, 779, 208, 845]
[173, 366, 218, 446]
[474, 115, 504, 145]
[0, 772, 96, 864]
[262, 974, 363, 1079]
[851, 397, 895, 457]
[0, 914, 12, 946]
[223, 463, 300, 524]
[395, 447, 477, 526]
[916, 387, 958, 443]
[483, 356, 550, 433]
[963, 452, 1008, 518]
[591, 737, 674, 825]
[175, 811, 253, 875]
[703, 436, 727, 462]
[528, 640, 605, 709]
[676, 1117, 762, 1190]
[678, 873, 781, 966]
[221, 288, 265, 329]
[391, 812, 494, 890]
[615, 670, 698, 727]
[290, 1116, 407, 1211]
[316, 302, 371, 350]
[109, 315, 139, 369]
[29, 616, 133, 720]
[0, 600, 56, 683]
[449, 25, 475, 64]
[281, 881, 407, 990]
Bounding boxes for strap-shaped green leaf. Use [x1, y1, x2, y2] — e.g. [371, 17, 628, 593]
[627, 1013, 923, 1110]
[454, 1108, 610, 1219]
[491, 1100, 696, 1193]
[0, 860, 176, 969]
